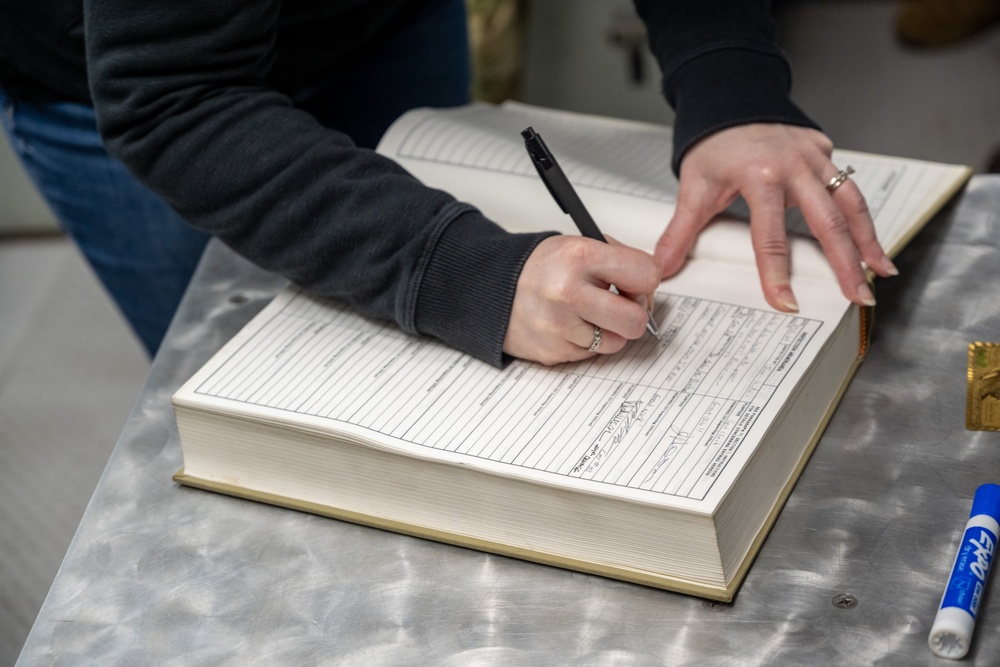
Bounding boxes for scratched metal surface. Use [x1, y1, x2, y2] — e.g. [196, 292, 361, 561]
[17, 176, 1000, 666]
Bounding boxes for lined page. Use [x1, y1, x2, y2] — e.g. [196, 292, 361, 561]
[189, 288, 822, 503]
[391, 102, 678, 205]
[379, 103, 968, 272]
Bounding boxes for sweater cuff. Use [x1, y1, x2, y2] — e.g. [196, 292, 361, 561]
[666, 48, 820, 175]
[413, 209, 556, 367]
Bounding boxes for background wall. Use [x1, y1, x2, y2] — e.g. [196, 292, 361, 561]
[1, 2, 998, 665]
[521, 0, 673, 126]
[776, 0, 1000, 171]
[518, 0, 1000, 171]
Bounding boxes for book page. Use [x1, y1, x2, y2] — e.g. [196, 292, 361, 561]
[378, 102, 969, 280]
[177, 265, 847, 513]
[178, 103, 965, 519]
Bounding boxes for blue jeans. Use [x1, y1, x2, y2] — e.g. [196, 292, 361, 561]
[0, 0, 470, 356]
[0, 90, 212, 356]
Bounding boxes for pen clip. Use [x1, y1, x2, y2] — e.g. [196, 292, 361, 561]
[521, 127, 568, 214]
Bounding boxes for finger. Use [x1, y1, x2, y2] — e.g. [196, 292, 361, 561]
[584, 242, 661, 302]
[604, 236, 664, 297]
[571, 320, 629, 356]
[521, 322, 602, 365]
[576, 283, 650, 341]
[553, 344, 601, 365]
[627, 292, 651, 314]
[828, 177, 897, 277]
[503, 309, 580, 366]
[743, 182, 798, 312]
[794, 173, 875, 306]
[615, 291, 657, 321]
[655, 179, 725, 278]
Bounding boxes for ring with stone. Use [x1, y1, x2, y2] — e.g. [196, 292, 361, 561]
[588, 326, 603, 353]
[825, 165, 855, 193]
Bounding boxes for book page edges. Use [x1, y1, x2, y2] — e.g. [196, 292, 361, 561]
[172, 352, 862, 605]
[859, 303, 873, 358]
[172, 468, 734, 602]
[718, 350, 866, 598]
[857, 165, 970, 356]
[170, 301, 868, 604]
[173, 345, 863, 606]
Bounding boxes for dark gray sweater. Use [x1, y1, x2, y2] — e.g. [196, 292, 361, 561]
[0, 0, 817, 366]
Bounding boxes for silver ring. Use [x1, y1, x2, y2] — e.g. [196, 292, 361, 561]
[588, 326, 603, 353]
[825, 165, 855, 193]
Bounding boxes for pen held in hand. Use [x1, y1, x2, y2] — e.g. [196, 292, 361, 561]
[521, 126, 660, 339]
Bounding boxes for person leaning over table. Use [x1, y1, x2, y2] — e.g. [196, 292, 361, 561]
[0, 0, 896, 366]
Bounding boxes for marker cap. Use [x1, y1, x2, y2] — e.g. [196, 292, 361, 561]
[971, 483, 1000, 522]
[929, 607, 975, 659]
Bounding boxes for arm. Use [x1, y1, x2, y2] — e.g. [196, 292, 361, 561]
[633, 0, 895, 310]
[634, 0, 816, 172]
[83, 0, 549, 366]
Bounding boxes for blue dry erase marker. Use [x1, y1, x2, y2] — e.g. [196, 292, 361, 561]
[928, 483, 1000, 659]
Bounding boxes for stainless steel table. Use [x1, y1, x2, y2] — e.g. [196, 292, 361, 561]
[18, 176, 1000, 666]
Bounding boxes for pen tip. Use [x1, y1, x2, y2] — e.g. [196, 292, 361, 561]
[646, 315, 660, 339]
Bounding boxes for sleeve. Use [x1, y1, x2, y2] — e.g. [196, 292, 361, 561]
[632, 0, 821, 174]
[83, 0, 552, 367]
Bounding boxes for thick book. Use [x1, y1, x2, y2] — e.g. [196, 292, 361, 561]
[172, 102, 970, 600]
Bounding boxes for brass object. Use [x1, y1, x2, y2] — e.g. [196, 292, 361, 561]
[966, 342, 1000, 430]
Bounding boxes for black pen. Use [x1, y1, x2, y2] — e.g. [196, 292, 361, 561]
[521, 126, 659, 338]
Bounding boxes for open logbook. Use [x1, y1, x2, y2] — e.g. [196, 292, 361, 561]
[172, 103, 970, 600]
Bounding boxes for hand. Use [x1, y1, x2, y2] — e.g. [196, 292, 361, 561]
[655, 123, 897, 312]
[503, 235, 660, 365]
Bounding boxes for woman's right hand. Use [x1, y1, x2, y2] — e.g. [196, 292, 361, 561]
[503, 235, 661, 365]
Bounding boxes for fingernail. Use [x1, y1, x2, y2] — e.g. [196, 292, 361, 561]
[634, 294, 648, 311]
[882, 257, 899, 276]
[857, 283, 876, 306]
[646, 294, 655, 314]
[777, 287, 799, 313]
